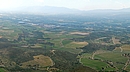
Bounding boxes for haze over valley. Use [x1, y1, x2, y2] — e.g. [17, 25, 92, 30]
[0, 0, 130, 72]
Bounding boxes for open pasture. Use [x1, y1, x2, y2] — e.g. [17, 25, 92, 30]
[94, 52, 128, 70]
[121, 45, 130, 52]
[21, 55, 54, 68]
[64, 41, 88, 48]
[81, 58, 115, 71]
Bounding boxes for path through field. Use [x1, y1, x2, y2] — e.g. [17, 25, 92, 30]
[122, 58, 130, 70]
[60, 39, 64, 47]
[120, 47, 123, 52]
[91, 52, 96, 60]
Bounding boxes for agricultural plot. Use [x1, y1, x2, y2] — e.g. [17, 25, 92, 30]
[114, 45, 130, 53]
[64, 41, 88, 48]
[126, 65, 130, 71]
[30, 44, 42, 48]
[43, 31, 87, 54]
[113, 47, 122, 52]
[0, 68, 7, 72]
[0, 13, 130, 72]
[81, 53, 92, 58]
[95, 52, 127, 68]
[21, 55, 54, 69]
[58, 47, 82, 54]
[121, 45, 130, 52]
[112, 37, 121, 44]
[70, 32, 89, 35]
[81, 49, 130, 71]
[81, 58, 115, 71]
[0, 21, 22, 40]
[94, 37, 113, 45]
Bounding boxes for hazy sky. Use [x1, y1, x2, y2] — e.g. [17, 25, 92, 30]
[0, 0, 130, 10]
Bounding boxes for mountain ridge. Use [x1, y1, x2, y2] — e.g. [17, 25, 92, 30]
[13, 6, 83, 14]
[1, 6, 130, 14]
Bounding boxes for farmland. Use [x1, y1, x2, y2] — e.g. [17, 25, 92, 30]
[0, 13, 130, 72]
[21, 55, 54, 68]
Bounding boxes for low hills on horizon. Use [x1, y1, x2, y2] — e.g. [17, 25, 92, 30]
[1, 6, 130, 15]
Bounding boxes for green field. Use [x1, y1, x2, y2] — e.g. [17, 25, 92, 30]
[81, 49, 130, 71]
[81, 58, 116, 71]
[0, 13, 130, 72]
[0, 68, 7, 72]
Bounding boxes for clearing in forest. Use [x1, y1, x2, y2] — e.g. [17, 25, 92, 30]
[21, 55, 54, 68]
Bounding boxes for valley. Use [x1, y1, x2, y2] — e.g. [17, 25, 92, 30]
[0, 12, 130, 72]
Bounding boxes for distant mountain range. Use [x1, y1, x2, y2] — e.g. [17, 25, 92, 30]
[4, 6, 130, 14]
[13, 6, 83, 14]
[88, 8, 130, 13]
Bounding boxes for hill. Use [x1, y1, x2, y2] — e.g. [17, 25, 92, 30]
[12, 6, 83, 14]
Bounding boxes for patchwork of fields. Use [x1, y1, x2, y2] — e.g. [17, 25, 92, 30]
[0, 13, 130, 72]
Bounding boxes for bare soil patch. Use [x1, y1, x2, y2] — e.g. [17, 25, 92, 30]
[112, 37, 121, 44]
[0, 36, 2, 38]
[72, 42, 88, 45]
[70, 32, 89, 35]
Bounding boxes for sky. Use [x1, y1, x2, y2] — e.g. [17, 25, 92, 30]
[0, 0, 130, 11]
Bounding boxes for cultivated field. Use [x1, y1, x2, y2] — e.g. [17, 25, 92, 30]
[70, 32, 89, 35]
[21, 55, 54, 68]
